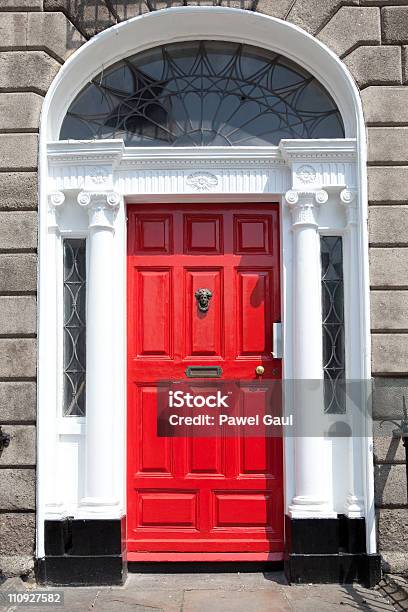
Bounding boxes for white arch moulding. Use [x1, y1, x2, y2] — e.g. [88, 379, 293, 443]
[37, 7, 374, 561]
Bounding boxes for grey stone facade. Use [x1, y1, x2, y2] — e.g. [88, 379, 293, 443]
[0, 0, 407, 580]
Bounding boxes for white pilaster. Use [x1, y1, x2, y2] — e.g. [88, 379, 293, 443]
[77, 191, 122, 517]
[285, 189, 336, 518]
[44, 192, 65, 518]
[341, 189, 365, 518]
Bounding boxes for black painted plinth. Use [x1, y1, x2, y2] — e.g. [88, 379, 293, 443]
[284, 515, 381, 587]
[36, 517, 127, 586]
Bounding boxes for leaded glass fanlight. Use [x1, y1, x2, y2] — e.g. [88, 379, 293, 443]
[60, 41, 344, 146]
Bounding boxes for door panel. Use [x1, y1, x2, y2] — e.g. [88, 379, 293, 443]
[127, 203, 283, 560]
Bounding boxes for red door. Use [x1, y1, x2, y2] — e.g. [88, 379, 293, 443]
[127, 203, 283, 561]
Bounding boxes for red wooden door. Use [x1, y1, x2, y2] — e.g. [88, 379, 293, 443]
[127, 203, 283, 561]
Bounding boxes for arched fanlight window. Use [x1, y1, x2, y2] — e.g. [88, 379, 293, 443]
[60, 40, 344, 147]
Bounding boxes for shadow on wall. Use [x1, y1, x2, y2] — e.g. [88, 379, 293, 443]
[43, 0, 257, 42]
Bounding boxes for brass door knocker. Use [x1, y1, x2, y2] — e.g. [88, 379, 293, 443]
[195, 288, 213, 312]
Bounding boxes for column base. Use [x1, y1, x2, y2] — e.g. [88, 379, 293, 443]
[288, 496, 337, 519]
[284, 514, 381, 587]
[77, 497, 122, 518]
[36, 517, 127, 586]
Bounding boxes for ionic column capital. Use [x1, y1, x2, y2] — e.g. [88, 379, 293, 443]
[340, 188, 358, 226]
[48, 191, 66, 229]
[284, 189, 328, 227]
[77, 191, 121, 230]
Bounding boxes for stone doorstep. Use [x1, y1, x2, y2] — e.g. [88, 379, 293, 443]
[379, 574, 408, 611]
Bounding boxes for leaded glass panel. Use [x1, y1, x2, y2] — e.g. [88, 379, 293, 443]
[60, 41, 344, 146]
[321, 236, 345, 414]
[63, 239, 86, 417]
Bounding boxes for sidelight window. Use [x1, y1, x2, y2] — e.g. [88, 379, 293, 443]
[60, 40, 344, 147]
[321, 236, 345, 414]
[63, 239, 86, 417]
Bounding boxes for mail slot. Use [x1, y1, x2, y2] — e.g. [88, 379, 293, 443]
[185, 366, 223, 378]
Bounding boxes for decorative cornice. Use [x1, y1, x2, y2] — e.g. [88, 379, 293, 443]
[77, 191, 121, 230]
[279, 139, 357, 163]
[285, 189, 328, 227]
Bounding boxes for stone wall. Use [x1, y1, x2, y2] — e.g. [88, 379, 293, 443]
[0, 0, 407, 578]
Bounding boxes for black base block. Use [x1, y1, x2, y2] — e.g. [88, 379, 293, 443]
[285, 553, 381, 587]
[284, 515, 381, 587]
[36, 517, 127, 586]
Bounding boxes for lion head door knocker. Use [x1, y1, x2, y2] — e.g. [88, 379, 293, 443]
[195, 288, 213, 313]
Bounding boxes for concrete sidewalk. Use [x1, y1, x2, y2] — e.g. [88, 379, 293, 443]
[0, 572, 397, 612]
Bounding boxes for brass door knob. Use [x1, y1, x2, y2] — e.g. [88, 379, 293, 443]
[255, 365, 265, 376]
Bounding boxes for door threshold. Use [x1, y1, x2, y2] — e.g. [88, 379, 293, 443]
[127, 552, 284, 562]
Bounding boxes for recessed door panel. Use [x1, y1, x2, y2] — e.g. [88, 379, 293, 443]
[185, 269, 223, 358]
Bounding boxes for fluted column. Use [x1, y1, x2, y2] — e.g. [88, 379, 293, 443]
[285, 189, 335, 517]
[77, 191, 121, 515]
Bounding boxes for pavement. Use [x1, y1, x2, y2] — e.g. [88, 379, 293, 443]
[0, 571, 398, 612]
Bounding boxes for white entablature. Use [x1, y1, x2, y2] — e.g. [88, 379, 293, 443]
[47, 139, 357, 197]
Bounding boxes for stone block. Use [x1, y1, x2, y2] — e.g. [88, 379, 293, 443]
[0, 513, 35, 557]
[368, 167, 408, 203]
[0, 426, 36, 465]
[362, 86, 408, 125]
[371, 290, 408, 330]
[377, 509, 408, 551]
[0, 12, 26, 47]
[403, 46, 408, 84]
[0, 555, 34, 578]
[0, 254, 37, 292]
[318, 7, 380, 58]
[372, 377, 408, 420]
[0, 93, 43, 132]
[373, 420, 406, 463]
[0, 10, 84, 64]
[380, 552, 408, 577]
[286, 0, 358, 35]
[369, 206, 408, 245]
[0, 339, 36, 378]
[27, 12, 86, 63]
[254, 0, 293, 19]
[0, 173, 37, 211]
[0, 51, 61, 96]
[344, 46, 401, 88]
[372, 334, 408, 375]
[0, 134, 38, 170]
[0, 0, 42, 8]
[382, 7, 408, 44]
[375, 464, 407, 506]
[0, 212, 37, 250]
[0, 382, 36, 422]
[0, 470, 35, 510]
[0, 297, 36, 335]
[43, 0, 116, 37]
[368, 128, 408, 164]
[370, 248, 408, 288]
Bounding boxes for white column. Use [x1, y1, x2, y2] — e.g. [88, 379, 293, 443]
[44, 192, 65, 518]
[77, 191, 121, 516]
[285, 189, 336, 518]
[341, 189, 365, 518]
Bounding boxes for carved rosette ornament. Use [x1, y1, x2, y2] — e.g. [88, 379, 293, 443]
[340, 188, 357, 226]
[48, 191, 66, 229]
[77, 191, 121, 230]
[285, 189, 328, 227]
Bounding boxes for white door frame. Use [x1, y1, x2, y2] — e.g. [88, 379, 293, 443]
[37, 7, 374, 559]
